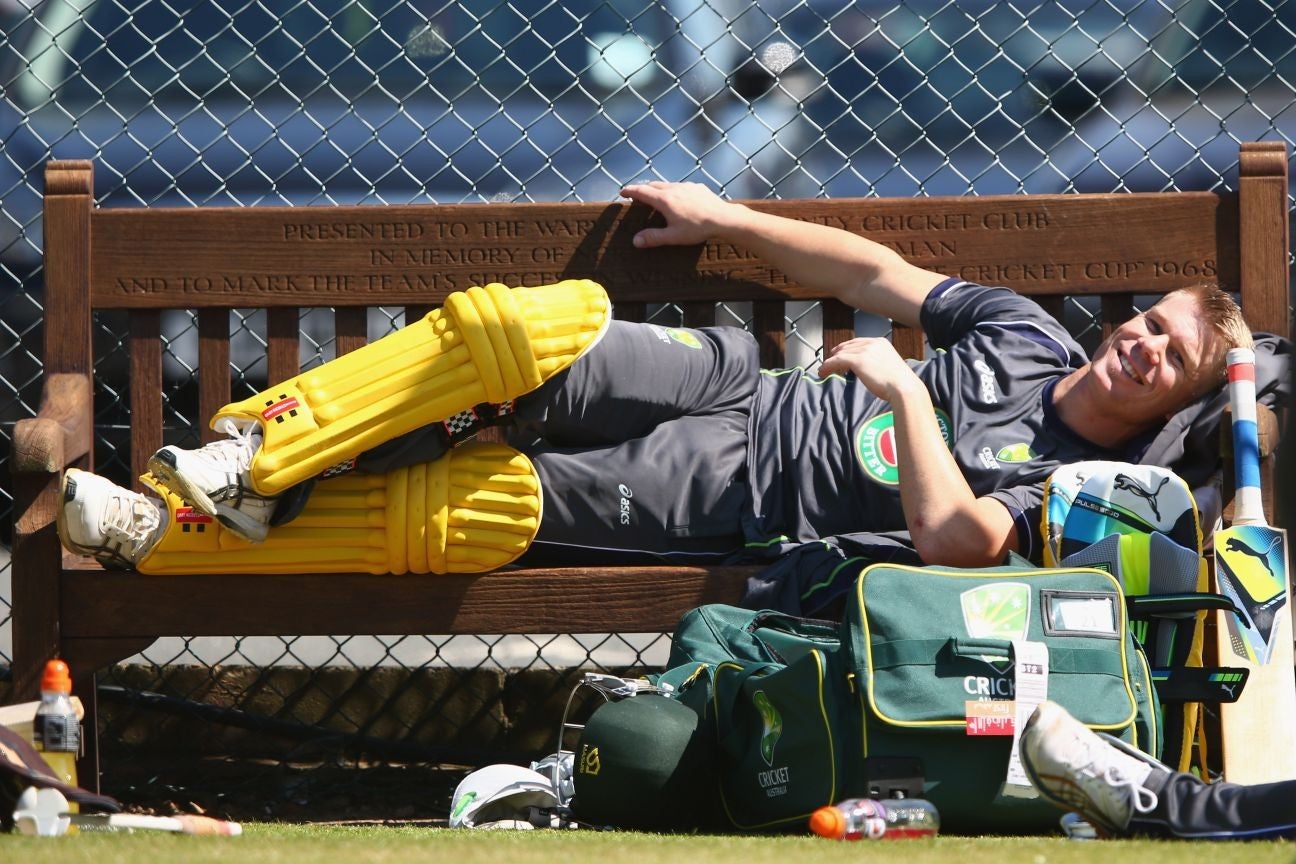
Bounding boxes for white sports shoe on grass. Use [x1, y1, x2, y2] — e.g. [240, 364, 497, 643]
[57, 469, 163, 568]
[146, 417, 276, 543]
[1019, 700, 1163, 836]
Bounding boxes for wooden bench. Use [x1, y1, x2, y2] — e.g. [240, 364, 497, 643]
[11, 142, 1290, 789]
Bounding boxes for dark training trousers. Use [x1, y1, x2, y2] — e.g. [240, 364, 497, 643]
[1133, 769, 1296, 839]
[514, 320, 759, 566]
[357, 320, 761, 565]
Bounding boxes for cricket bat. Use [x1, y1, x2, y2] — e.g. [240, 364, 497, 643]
[1213, 346, 1296, 783]
[67, 812, 243, 835]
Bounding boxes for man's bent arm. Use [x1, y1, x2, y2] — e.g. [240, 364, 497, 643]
[889, 380, 1018, 566]
[822, 337, 1018, 566]
[621, 182, 944, 328]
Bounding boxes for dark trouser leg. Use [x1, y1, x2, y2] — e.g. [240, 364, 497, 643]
[356, 320, 761, 472]
[1133, 771, 1296, 838]
[509, 320, 761, 445]
[518, 409, 751, 566]
[279, 321, 760, 526]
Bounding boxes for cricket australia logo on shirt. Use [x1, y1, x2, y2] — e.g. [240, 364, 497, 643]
[960, 583, 1031, 694]
[665, 328, 703, 349]
[855, 409, 953, 485]
[996, 443, 1039, 464]
[646, 324, 703, 349]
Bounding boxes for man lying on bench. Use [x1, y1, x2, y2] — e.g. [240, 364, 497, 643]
[56, 181, 1251, 614]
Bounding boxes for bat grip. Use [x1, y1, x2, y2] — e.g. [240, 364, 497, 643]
[1226, 347, 1264, 524]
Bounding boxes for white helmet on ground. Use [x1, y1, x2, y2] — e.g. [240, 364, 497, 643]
[449, 764, 560, 828]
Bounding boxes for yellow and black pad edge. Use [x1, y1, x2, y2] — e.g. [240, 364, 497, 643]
[214, 279, 609, 496]
[137, 441, 542, 575]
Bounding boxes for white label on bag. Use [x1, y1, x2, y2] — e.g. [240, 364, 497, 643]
[1001, 639, 1049, 798]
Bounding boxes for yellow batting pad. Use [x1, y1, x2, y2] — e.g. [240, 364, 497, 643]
[137, 442, 542, 575]
[214, 279, 609, 495]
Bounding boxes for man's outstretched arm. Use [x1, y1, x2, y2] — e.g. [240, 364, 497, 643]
[821, 338, 1018, 566]
[621, 181, 945, 329]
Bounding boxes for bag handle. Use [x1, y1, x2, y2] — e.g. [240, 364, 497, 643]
[949, 637, 1013, 660]
[713, 661, 788, 758]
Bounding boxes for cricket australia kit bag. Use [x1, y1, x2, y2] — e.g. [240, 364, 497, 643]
[577, 562, 1160, 834]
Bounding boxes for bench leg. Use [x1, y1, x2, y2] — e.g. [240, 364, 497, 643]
[63, 637, 156, 794]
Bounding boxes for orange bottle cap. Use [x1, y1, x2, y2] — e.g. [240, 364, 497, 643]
[809, 806, 845, 838]
[41, 659, 72, 693]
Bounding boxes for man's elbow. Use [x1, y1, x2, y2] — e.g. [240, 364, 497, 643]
[912, 524, 1010, 568]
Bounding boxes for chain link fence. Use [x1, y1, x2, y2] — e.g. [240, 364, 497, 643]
[2, 0, 1294, 818]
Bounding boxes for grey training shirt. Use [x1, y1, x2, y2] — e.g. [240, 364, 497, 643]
[743, 278, 1122, 561]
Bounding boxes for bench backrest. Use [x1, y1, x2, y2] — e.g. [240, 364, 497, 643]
[41, 143, 1289, 487]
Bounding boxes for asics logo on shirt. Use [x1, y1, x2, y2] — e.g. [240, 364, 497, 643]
[618, 483, 634, 525]
[974, 359, 998, 404]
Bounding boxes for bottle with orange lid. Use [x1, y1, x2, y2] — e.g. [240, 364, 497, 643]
[33, 659, 81, 795]
[809, 797, 939, 840]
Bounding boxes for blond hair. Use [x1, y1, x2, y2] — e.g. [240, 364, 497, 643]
[1160, 284, 1253, 388]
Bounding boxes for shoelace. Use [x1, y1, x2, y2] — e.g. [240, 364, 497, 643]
[99, 491, 161, 554]
[1075, 740, 1160, 820]
[202, 418, 264, 472]
[1102, 765, 1159, 816]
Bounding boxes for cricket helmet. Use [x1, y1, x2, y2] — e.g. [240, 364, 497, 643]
[449, 764, 559, 828]
[571, 693, 717, 830]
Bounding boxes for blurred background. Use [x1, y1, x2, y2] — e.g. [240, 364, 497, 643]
[1, 0, 1293, 819]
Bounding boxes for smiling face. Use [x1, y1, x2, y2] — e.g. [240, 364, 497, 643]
[1087, 291, 1227, 424]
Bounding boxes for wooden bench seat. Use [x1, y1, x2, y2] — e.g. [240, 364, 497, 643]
[11, 141, 1290, 788]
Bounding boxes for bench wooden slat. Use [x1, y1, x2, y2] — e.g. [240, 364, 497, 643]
[129, 310, 162, 491]
[1101, 294, 1137, 342]
[1036, 295, 1065, 323]
[615, 302, 646, 323]
[681, 301, 715, 329]
[404, 304, 433, 325]
[57, 566, 754, 638]
[821, 298, 854, 357]
[334, 306, 367, 357]
[892, 323, 924, 360]
[198, 309, 231, 445]
[753, 300, 785, 368]
[267, 307, 299, 384]
[87, 195, 1243, 309]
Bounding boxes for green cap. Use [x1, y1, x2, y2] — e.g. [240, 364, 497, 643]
[572, 694, 716, 831]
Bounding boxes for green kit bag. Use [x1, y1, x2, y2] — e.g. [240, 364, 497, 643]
[661, 562, 1161, 834]
[661, 607, 849, 832]
[843, 562, 1160, 833]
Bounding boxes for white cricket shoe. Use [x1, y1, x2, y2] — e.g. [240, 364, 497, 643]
[1019, 700, 1163, 836]
[146, 417, 275, 543]
[57, 469, 164, 568]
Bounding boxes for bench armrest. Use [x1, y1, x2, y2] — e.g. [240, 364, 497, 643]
[12, 372, 92, 475]
[10, 372, 91, 703]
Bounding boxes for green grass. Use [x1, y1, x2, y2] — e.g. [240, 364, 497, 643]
[2, 825, 1293, 864]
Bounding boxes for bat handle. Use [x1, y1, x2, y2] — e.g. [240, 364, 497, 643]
[1226, 347, 1265, 525]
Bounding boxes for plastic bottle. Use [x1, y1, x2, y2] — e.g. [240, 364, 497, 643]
[33, 659, 80, 792]
[809, 797, 940, 840]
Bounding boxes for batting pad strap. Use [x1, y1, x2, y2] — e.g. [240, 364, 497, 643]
[213, 279, 610, 496]
[136, 442, 541, 575]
